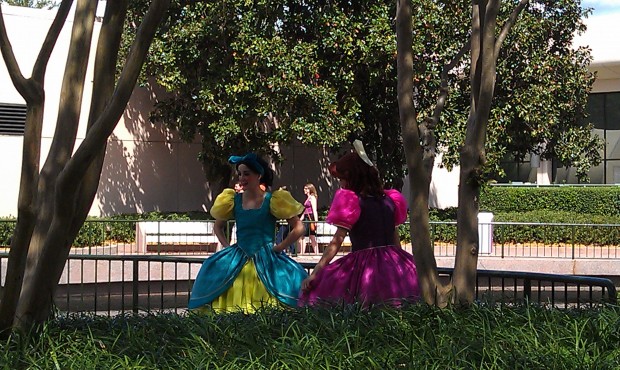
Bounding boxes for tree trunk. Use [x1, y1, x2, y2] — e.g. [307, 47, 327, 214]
[0, 0, 73, 335]
[0, 105, 44, 334]
[452, 0, 499, 305]
[67, 0, 129, 245]
[15, 0, 171, 329]
[395, 0, 449, 305]
[16, 0, 99, 325]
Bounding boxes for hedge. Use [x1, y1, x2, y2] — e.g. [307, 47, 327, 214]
[480, 186, 620, 216]
[3, 186, 620, 248]
[0, 211, 211, 248]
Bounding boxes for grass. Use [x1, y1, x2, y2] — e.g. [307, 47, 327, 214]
[1, 304, 619, 369]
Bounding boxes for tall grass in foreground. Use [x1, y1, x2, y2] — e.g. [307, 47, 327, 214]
[1, 304, 619, 369]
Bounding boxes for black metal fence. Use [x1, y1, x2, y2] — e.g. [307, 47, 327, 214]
[2, 219, 620, 259]
[2, 255, 609, 315]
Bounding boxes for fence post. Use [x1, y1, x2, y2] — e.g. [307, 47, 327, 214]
[571, 225, 575, 259]
[477, 212, 494, 254]
[133, 259, 139, 314]
[523, 278, 532, 302]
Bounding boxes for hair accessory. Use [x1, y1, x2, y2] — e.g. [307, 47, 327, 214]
[353, 140, 374, 167]
[228, 153, 265, 175]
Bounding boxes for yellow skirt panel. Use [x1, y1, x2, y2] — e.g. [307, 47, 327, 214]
[206, 260, 278, 313]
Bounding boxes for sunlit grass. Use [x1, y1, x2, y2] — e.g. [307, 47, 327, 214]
[1, 304, 619, 369]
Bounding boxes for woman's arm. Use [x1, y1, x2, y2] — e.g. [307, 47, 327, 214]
[273, 216, 304, 252]
[214, 219, 231, 248]
[301, 227, 348, 291]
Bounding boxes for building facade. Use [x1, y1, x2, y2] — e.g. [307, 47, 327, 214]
[501, 12, 620, 185]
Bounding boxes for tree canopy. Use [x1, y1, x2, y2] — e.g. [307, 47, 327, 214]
[128, 0, 600, 186]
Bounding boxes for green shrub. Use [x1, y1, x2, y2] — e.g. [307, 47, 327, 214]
[0, 218, 16, 246]
[430, 207, 458, 221]
[424, 209, 620, 246]
[494, 210, 620, 246]
[397, 223, 411, 243]
[0, 212, 213, 249]
[73, 219, 106, 248]
[480, 186, 620, 216]
[430, 221, 457, 244]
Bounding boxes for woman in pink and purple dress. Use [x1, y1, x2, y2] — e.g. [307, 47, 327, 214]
[299, 144, 420, 306]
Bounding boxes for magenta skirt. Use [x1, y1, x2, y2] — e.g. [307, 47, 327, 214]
[298, 245, 420, 307]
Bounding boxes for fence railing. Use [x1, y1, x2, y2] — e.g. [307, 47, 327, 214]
[430, 221, 620, 259]
[0, 254, 614, 316]
[1, 219, 620, 259]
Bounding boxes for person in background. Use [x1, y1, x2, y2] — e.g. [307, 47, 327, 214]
[300, 183, 319, 255]
[189, 153, 308, 312]
[299, 142, 419, 307]
[233, 181, 244, 193]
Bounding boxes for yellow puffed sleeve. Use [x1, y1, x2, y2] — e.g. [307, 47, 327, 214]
[210, 189, 236, 220]
[270, 190, 304, 220]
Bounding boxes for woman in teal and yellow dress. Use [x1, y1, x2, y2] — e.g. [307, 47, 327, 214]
[188, 153, 308, 312]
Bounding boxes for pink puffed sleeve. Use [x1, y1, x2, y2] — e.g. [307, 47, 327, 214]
[384, 189, 408, 225]
[325, 189, 360, 230]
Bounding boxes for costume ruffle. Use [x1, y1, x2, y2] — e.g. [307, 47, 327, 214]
[384, 189, 408, 225]
[325, 189, 408, 229]
[325, 189, 361, 230]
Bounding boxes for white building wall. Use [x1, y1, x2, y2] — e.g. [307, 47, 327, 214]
[0, 4, 210, 217]
[575, 12, 620, 92]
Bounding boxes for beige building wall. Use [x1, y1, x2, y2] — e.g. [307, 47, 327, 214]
[0, 4, 210, 217]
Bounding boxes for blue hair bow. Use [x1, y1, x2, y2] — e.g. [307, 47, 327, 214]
[228, 153, 264, 175]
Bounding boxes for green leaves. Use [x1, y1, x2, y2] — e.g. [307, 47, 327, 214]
[126, 0, 367, 183]
[125, 0, 600, 185]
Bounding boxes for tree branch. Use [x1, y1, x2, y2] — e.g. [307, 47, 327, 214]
[32, 0, 74, 81]
[0, 4, 33, 101]
[494, 0, 529, 61]
[424, 37, 472, 133]
[58, 0, 171, 196]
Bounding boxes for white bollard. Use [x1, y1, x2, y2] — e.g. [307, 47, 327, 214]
[477, 212, 494, 254]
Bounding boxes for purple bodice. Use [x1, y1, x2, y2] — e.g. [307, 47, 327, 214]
[349, 195, 396, 252]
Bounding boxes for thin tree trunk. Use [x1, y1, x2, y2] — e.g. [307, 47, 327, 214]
[68, 0, 129, 242]
[451, 0, 527, 305]
[453, 0, 499, 305]
[16, 0, 171, 328]
[16, 0, 98, 326]
[395, 0, 448, 305]
[0, 0, 73, 334]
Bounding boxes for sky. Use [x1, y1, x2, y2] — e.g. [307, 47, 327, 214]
[581, 0, 620, 16]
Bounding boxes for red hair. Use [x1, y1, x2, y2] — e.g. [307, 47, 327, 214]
[329, 152, 383, 196]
